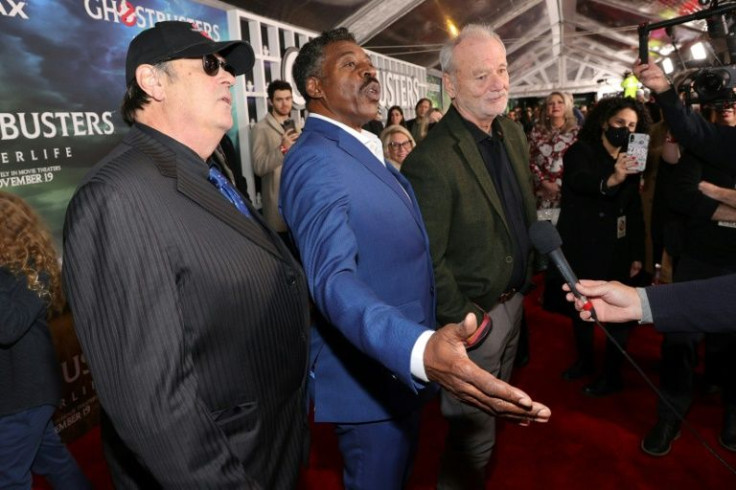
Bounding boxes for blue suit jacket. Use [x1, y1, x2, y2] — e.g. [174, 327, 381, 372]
[280, 116, 436, 423]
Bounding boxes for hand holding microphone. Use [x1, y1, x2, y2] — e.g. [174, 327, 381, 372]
[528, 221, 597, 320]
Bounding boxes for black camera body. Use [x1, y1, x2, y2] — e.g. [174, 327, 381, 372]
[282, 119, 296, 133]
[639, 0, 736, 106]
[692, 65, 736, 103]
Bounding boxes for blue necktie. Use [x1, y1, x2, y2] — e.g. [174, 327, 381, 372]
[208, 166, 251, 218]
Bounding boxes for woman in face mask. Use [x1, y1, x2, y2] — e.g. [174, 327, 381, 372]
[544, 96, 653, 398]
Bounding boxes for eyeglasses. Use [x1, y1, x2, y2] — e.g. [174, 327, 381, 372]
[388, 140, 413, 151]
[201, 54, 236, 77]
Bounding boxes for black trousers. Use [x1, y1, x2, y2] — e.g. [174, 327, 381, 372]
[657, 255, 736, 422]
[571, 316, 634, 382]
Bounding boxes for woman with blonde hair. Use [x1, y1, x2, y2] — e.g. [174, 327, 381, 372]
[0, 191, 90, 489]
[528, 91, 580, 223]
[380, 124, 416, 170]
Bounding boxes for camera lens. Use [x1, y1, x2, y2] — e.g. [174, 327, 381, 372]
[694, 68, 732, 102]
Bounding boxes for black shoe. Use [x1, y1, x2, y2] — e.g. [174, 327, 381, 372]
[719, 409, 736, 452]
[641, 420, 681, 457]
[582, 376, 623, 397]
[561, 360, 594, 381]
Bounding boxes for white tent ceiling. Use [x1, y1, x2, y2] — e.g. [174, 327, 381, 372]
[221, 0, 732, 98]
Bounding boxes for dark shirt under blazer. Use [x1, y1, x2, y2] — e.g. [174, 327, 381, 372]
[62, 125, 310, 489]
[402, 106, 537, 325]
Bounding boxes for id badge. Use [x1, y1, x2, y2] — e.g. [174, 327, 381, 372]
[617, 215, 627, 239]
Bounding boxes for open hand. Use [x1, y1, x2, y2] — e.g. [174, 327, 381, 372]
[424, 313, 551, 424]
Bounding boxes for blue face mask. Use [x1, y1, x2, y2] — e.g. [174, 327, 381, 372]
[604, 125, 630, 148]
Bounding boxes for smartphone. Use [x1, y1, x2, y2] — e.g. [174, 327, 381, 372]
[282, 119, 296, 133]
[627, 132, 649, 172]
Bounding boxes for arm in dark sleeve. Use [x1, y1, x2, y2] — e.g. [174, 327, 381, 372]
[563, 143, 619, 197]
[0, 269, 45, 345]
[668, 152, 719, 219]
[655, 89, 736, 173]
[646, 274, 736, 333]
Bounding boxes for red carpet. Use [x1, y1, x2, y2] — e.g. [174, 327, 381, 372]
[40, 276, 736, 489]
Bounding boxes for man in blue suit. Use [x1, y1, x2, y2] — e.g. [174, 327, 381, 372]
[279, 28, 550, 489]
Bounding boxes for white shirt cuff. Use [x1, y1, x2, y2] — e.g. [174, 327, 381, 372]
[637, 287, 653, 324]
[410, 330, 434, 382]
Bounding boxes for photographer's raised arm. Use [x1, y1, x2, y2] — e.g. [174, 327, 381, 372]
[634, 61, 736, 174]
[699, 181, 736, 208]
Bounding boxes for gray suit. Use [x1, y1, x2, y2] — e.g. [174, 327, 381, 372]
[62, 125, 309, 489]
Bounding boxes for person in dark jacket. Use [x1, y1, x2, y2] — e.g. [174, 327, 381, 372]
[0, 191, 90, 489]
[550, 96, 651, 397]
[567, 275, 736, 334]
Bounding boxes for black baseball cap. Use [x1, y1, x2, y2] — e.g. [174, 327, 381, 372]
[125, 21, 255, 84]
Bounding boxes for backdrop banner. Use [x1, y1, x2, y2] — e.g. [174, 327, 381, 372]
[0, 0, 232, 441]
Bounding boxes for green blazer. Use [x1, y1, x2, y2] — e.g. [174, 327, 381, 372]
[402, 104, 537, 325]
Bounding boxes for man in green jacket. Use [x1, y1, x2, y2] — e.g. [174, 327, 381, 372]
[402, 24, 538, 489]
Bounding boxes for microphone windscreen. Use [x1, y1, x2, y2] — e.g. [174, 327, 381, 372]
[528, 220, 562, 254]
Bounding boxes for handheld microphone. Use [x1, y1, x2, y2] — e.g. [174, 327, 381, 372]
[528, 221, 596, 318]
[528, 226, 736, 475]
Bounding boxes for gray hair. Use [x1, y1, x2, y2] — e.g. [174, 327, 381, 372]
[439, 24, 506, 76]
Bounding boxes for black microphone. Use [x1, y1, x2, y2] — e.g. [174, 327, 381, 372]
[528, 221, 596, 317]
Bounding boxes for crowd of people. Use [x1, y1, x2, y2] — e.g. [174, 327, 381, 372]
[4, 17, 735, 490]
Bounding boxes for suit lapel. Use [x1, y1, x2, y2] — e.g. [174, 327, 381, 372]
[128, 128, 284, 261]
[385, 162, 431, 237]
[445, 107, 509, 231]
[334, 122, 418, 214]
[308, 118, 418, 218]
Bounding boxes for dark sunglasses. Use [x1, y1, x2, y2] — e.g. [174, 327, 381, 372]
[201, 54, 236, 77]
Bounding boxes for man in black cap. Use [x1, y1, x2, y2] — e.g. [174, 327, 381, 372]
[62, 21, 310, 489]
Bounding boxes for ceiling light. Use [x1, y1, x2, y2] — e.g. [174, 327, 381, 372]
[446, 19, 459, 38]
[691, 42, 707, 60]
[662, 58, 674, 74]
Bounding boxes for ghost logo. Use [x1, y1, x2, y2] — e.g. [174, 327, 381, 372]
[118, 0, 136, 27]
[0, 0, 29, 19]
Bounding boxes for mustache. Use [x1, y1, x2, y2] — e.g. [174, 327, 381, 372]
[361, 76, 380, 90]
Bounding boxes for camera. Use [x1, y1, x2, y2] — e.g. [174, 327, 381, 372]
[692, 66, 736, 103]
[282, 119, 296, 133]
[639, 0, 736, 105]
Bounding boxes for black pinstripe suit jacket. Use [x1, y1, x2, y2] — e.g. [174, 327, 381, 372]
[62, 125, 309, 489]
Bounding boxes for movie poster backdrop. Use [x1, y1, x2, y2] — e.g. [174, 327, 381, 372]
[0, 0, 232, 440]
